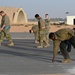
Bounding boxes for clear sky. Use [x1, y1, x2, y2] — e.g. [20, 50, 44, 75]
[0, 0, 75, 19]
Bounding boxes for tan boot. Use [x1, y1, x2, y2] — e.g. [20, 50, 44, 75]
[8, 42, 14, 46]
[44, 44, 50, 48]
[37, 45, 43, 48]
[35, 40, 39, 44]
[62, 59, 71, 63]
[58, 51, 62, 55]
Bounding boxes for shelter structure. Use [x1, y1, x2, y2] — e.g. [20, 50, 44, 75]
[0, 7, 28, 24]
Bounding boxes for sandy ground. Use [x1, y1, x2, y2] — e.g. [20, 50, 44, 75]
[9, 22, 75, 32]
[50, 25, 75, 32]
[10, 24, 75, 32]
[10, 25, 32, 32]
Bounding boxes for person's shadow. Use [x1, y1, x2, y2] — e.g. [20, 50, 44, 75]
[1, 39, 63, 63]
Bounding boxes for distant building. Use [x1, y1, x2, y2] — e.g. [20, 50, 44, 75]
[67, 16, 75, 25]
[0, 7, 28, 24]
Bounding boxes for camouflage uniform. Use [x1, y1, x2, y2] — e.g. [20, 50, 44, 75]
[32, 25, 39, 41]
[45, 18, 50, 42]
[53, 28, 75, 62]
[37, 17, 50, 48]
[0, 14, 14, 46]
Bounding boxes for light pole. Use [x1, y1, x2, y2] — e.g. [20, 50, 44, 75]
[65, 12, 69, 24]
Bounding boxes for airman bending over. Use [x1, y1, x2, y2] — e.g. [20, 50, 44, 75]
[29, 25, 39, 43]
[49, 28, 75, 63]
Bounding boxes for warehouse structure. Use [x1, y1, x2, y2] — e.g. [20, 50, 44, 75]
[67, 16, 75, 25]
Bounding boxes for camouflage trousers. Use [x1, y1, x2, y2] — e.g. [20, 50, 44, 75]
[34, 31, 39, 41]
[0, 29, 13, 43]
[38, 31, 49, 46]
[45, 29, 50, 42]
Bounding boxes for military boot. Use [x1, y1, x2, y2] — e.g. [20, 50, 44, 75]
[8, 42, 14, 46]
[35, 40, 39, 44]
[44, 44, 50, 48]
[58, 51, 62, 55]
[37, 41, 43, 48]
[44, 38, 50, 48]
[37, 45, 43, 48]
[62, 59, 71, 63]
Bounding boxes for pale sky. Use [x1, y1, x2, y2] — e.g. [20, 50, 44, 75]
[0, 0, 75, 19]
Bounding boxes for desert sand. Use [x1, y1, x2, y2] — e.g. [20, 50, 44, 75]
[10, 22, 75, 32]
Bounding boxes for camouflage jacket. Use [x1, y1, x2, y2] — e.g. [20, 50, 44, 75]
[1, 14, 10, 28]
[53, 28, 74, 58]
[38, 17, 45, 34]
[45, 18, 50, 29]
[32, 25, 38, 33]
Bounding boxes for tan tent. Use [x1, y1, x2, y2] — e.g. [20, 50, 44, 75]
[0, 7, 28, 24]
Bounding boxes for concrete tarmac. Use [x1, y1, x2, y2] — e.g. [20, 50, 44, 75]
[0, 32, 75, 75]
